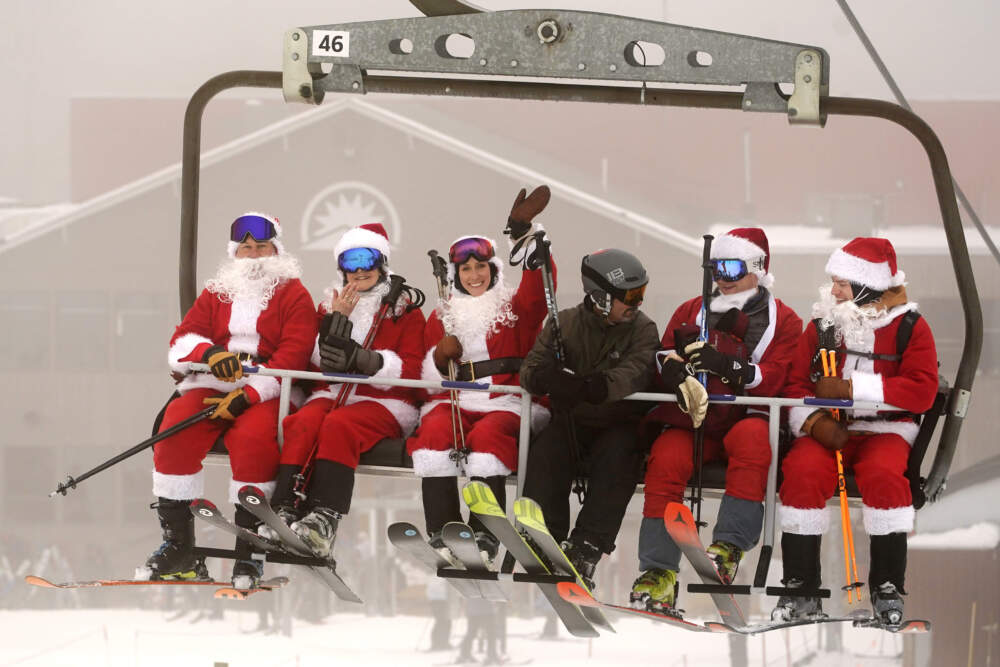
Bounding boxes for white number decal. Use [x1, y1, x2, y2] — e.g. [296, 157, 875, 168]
[312, 30, 350, 57]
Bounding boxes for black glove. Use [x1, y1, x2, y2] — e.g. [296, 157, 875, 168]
[541, 367, 587, 408]
[683, 341, 755, 387]
[659, 355, 708, 428]
[203, 388, 251, 421]
[320, 312, 359, 372]
[505, 185, 551, 240]
[202, 345, 243, 382]
[582, 373, 608, 404]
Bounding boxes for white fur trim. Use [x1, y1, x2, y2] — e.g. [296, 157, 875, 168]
[862, 504, 914, 535]
[826, 248, 905, 291]
[177, 373, 251, 396]
[412, 449, 462, 477]
[422, 348, 447, 382]
[227, 297, 262, 356]
[229, 479, 276, 504]
[778, 503, 831, 535]
[369, 349, 403, 390]
[152, 469, 205, 501]
[245, 372, 281, 402]
[168, 333, 214, 373]
[333, 226, 391, 261]
[306, 389, 420, 436]
[788, 406, 815, 437]
[849, 370, 884, 403]
[847, 420, 920, 444]
[465, 452, 512, 477]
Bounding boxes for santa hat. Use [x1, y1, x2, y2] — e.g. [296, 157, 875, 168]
[710, 227, 773, 289]
[333, 222, 392, 262]
[825, 237, 905, 291]
[227, 211, 285, 258]
[447, 235, 505, 289]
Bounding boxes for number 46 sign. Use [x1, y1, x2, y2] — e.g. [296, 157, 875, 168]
[312, 30, 350, 57]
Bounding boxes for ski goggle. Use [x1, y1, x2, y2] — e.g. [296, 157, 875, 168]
[711, 258, 752, 282]
[449, 237, 495, 265]
[338, 247, 384, 272]
[230, 214, 277, 243]
[619, 284, 647, 307]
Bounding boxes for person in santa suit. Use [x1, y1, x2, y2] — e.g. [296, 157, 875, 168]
[407, 185, 553, 565]
[632, 227, 802, 614]
[773, 237, 938, 625]
[139, 212, 316, 587]
[260, 222, 426, 561]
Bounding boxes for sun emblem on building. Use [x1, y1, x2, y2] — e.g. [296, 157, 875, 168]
[301, 181, 401, 251]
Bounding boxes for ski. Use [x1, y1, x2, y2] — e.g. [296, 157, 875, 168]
[190, 498, 281, 553]
[387, 521, 484, 599]
[664, 502, 748, 629]
[703, 609, 871, 634]
[237, 485, 361, 604]
[512, 497, 615, 634]
[213, 577, 289, 600]
[462, 481, 599, 638]
[441, 522, 507, 602]
[555, 580, 710, 632]
[26, 574, 287, 593]
[852, 617, 931, 633]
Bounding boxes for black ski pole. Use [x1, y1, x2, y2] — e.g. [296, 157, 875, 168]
[691, 234, 714, 529]
[428, 250, 470, 465]
[50, 405, 215, 497]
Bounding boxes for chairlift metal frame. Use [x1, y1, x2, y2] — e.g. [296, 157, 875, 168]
[177, 7, 980, 519]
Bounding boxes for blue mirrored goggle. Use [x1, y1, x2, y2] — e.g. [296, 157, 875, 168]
[230, 215, 277, 243]
[711, 258, 749, 282]
[338, 247, 384, 272]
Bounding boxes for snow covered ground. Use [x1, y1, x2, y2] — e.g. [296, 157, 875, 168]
[0, 606, 908, 667]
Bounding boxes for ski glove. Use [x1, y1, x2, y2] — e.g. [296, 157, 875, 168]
[204, 388, 251, 421]
[683, 341, 755, 387]
[505, 185, 551, 240]
[541, 367, 588, 408]
[433, 335, 464, 375]
[321, 345, 383, 375]
[815, 377, 852, 400]
[808, 412, 849, 450]
[202, 345, 243, 382]
[660, 356, 709, 428]
[320, 312, 366, 373]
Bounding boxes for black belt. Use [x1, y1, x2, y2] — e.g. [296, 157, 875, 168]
[454, 357, 523, 382]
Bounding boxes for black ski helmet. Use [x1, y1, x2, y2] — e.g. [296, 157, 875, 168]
[581, 249, 648, 315]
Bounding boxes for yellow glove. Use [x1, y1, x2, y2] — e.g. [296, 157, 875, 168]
[203, 388, 251, 421]
[202, 345, 243, 382]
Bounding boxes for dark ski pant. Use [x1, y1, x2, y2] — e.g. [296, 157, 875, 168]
[521, 419, 643, 554]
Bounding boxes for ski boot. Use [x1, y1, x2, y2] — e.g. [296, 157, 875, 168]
[629, 568, 679, 615]
[428, 530, 461, 568]
[232, 557, 264, 590]
[474, 530, 501, 569]
[291, 507, 341, 559]
[136, 498, 210, 581]
[258, 504, 298, 542]
[560, 537, 602, 591]
[771, 578, 825, 622]
[871, 582, 905, 626]
[706, 541, 743, 584]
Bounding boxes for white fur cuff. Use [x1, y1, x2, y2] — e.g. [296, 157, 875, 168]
[788, 406, 814, 437]
[152, 469, 205, 501]
[412, 448, 462, 477]
[778, 503, 830, 535]
[168, 333, 213, 373]
[465, 452, 512, 478]
[862, 504, 914, 535]
[246, 373, 281, 403]
[850, 371, 885, 404]
[370, 349, 404, 390]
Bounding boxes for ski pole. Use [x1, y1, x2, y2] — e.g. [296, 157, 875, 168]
[690, 234, 714, 528]
[50, 406, 215, 497]
[831, 349, 862, 601]
[428, 250, 469, 466]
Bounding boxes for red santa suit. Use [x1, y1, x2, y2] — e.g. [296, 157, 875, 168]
[154, 250, 316, 503]
[280, 284, 425, 470]
[780, 241, 938, 537]
[407, 236, 552, 478]
[643, 287, 802, 518]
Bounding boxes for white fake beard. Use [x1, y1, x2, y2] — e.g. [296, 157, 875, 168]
[812, 282, 882, 350]
[710, 287, 758, 312]
[440, 283, 518, 344]
[205, 254, 302, 307]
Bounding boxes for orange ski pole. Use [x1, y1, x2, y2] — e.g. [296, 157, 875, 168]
[831, 350, 863, 602]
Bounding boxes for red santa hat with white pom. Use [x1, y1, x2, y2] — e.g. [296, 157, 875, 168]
[333, 222, 392, 262]
[710, 227, 774, 289]
[227, 211, 285, 258]
[825, 237, 905, 290]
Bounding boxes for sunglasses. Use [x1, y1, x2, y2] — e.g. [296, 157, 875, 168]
[620, 284, 647, 307]
[338, 247, 384, 272]
[449, 237, 495, 265]
[230, 215, 277, 243]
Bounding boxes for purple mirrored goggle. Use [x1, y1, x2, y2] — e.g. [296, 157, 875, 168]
[230, 214, 277, 243]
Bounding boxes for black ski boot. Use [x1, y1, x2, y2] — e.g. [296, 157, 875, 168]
[469, 475, 506, 568]
[772, 533, 824, 621]
[259, 463, 301, 541]
[289, 460, 354, 559]
[560, 535, 603, 591]
[232, 504, 264, 588]
[292, 507, 342, 558]
[138, 498, 209, 581]
[869, 532, 908, 626]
